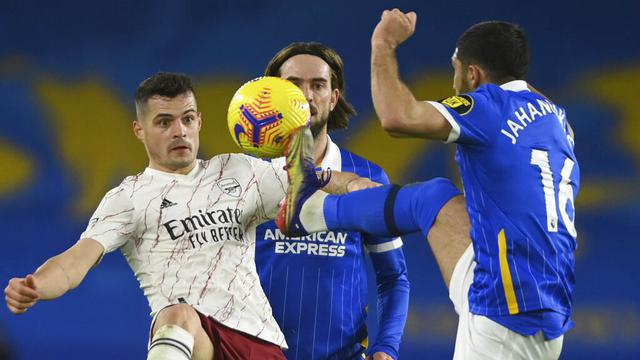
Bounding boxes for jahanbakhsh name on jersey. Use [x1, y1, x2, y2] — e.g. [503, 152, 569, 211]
[501, 98, 565, 145]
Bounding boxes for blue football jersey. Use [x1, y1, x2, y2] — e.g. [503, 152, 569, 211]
[429, 80, 580, 336]
[255, 138, 409, 360]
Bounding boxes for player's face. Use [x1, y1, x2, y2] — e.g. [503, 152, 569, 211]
[279, 54, 339, 138]
[133, 93, 202, 174]
[452, 55, 473, 95]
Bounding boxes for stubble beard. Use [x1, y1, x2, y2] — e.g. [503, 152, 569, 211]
[310, 113, 329, 139]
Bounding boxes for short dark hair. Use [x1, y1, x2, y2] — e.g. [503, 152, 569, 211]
[456, 21, 530, 84]
[135, 72, 196, 115]
[264, 42, 356, 131]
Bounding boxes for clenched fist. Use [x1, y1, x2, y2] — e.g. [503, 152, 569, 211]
[371, 9, 417, 49]
[5, 274, 40, 315]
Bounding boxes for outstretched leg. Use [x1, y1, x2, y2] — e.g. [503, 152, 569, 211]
[322, 179, 461, 238]
[277, 125, 472, 287]
[278, 163, 471, 288]
[279, 175, 461, 235]
[322, 181, 471, 287]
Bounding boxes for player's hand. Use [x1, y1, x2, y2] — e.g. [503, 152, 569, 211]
[371, 8, 417, 49]
[5, 274, 40, 315]
[366, 352, 394, 360]
[346, 178, 382, 192]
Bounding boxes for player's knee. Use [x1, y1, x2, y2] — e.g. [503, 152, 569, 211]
[155, 303, 202, 336]
[425, 177, 460, 195]
[413, 178, 461, 209]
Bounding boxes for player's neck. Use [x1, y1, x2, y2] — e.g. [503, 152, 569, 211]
[148, 160, 198, 175]
[313, 129, 329, 166]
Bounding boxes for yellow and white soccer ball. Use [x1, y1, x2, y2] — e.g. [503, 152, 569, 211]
[227, 76, 310, 158]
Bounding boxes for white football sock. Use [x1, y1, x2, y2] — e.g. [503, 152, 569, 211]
[147, 324, 194, 360]
[299, 191, 330, 233]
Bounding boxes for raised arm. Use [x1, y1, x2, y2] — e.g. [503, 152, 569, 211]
[371, 9, 451, 141]
[4, 238, 104, 314]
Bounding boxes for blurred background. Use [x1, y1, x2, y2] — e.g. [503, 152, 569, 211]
[1, 0, 638, 359]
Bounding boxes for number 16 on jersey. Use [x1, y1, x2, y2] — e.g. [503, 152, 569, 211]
[531, 149, 578, 237]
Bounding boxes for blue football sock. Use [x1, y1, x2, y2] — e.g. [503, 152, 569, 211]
[324, 178, 461, 236]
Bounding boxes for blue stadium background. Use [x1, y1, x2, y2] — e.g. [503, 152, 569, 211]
[1, 0, 638, 359]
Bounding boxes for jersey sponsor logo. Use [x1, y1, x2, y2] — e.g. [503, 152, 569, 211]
[263, 228, 347, 257]
[162, 207, 245, 248]
[160, 197, 177, 209]
[439, 95, 473, 115]
[217, 178, 242, 197]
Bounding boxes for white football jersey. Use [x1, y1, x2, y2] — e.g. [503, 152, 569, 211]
[81, 154, 288, 347]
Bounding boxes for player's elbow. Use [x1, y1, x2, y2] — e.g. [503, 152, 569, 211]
[378, 103, 425, 137]
[379, 115, 406, 135]
[380, 120, 417, 138]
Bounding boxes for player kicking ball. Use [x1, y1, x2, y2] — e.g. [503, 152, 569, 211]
[278, 9, 579, 360]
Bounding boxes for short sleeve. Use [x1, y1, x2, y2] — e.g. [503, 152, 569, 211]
[428, 85, 504, 147]
[81, 186, 136, 253]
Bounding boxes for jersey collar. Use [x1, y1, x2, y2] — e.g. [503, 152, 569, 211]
[318, 135, 342, 171]
[143, 159, 203, 180]
[500, 80, 529, 92]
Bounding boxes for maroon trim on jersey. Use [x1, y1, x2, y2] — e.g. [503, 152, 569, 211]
[196, 310, 285, 360]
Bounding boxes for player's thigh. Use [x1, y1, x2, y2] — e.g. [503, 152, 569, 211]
[448, 244, 474, 315]
[152, 304, 214, 359]
[192, 326, 214, 360]
[426, 194, 471, 287]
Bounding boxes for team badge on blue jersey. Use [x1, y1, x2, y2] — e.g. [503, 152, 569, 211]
[439, 95, 474, 115]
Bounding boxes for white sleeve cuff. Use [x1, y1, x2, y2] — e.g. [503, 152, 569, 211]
[366, 237, 403, 253]
[428, 101, 460, 143]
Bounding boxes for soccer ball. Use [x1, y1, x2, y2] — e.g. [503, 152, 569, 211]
[227, 76, 310, 158]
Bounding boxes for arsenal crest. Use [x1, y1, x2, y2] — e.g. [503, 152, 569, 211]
[217, 178, 242, 197]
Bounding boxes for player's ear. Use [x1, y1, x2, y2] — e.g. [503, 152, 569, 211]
[196, 112, 202, 130]
[330, 88, 340, 111]
[133, 120, 145, 142]
[467, 64, 483, 89]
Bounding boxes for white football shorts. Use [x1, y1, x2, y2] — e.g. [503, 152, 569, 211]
[449, 245, 564, 360]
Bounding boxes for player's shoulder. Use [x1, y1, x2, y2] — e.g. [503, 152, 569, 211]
[337, 147, 390, 184]
[114, 171, 145, 192]
[472, 83, 512, 103]
[97, 174, 140, 206]
[208, 153, 281, 177]
[453, 82, 522, 116]
[476, 80, 546, 103]
[435, 84, 506, 119]
[209, 152, 268, 167]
